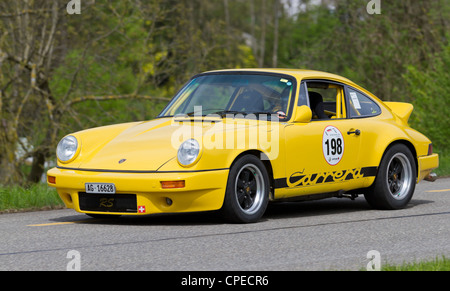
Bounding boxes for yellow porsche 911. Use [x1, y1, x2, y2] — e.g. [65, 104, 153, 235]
[47, 69, 439, 223]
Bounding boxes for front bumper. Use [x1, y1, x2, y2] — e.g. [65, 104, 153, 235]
[47, 167, 229, 215]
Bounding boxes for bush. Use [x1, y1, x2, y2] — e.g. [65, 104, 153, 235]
[403, 44, 449, 175]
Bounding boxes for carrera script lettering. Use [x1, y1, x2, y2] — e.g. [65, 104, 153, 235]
[288, 168, 365, 188]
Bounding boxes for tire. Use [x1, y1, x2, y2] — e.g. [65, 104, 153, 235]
[222, 154, 270, 223]
[364, 144, 416, 210]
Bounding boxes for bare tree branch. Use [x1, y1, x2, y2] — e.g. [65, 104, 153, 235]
[66, 94, 170, 107]
[0, 9, 52, 18]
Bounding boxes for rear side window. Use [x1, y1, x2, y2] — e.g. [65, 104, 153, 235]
[347, 88, 381, 118]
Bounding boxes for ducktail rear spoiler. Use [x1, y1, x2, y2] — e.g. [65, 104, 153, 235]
[384, 102, 414, 125]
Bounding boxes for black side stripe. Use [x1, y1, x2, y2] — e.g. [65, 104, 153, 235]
[360, 166, 378, 177]
[274, 178, 288, 189]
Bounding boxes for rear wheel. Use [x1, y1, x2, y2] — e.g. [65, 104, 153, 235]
[364, 144, 416, 209]
[222, 155, 270, 223]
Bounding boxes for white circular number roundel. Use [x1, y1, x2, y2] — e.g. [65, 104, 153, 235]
[322, 126, 344, 166]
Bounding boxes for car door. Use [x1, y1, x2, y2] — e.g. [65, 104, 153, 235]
[343, 84, 383, 183]
[283, 80, 367, 197]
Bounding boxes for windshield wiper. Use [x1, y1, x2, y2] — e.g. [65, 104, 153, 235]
[213, 110, 247, 118]
[185, 110, 205, 116]
[185, 108, 227, 116]
[214, 110, 279, 120]
[184, 110, 277, 119]
[246, 111, 278, 120]
[247, 111, 273, 115]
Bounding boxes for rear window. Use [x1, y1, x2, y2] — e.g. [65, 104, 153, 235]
[347, 88, 381, 118]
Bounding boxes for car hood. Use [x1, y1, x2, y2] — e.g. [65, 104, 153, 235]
[72, 118, 180, 171]
[73, 117, 245, 171]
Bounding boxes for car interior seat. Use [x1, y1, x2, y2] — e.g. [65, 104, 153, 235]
[308, 91, 328, 119]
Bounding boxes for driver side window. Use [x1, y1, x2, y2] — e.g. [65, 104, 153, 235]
[305, 81, 345, 120]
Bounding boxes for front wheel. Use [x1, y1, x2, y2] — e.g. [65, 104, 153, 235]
[222, 155, 270, 223]
[364, 144, 416, 209]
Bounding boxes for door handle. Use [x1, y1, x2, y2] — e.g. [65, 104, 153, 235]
[347, 129, 361, 136]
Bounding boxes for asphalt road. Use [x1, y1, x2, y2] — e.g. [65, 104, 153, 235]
[0, 178, 449, 271]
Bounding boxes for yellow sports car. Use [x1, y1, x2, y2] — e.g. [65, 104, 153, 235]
[47, 69, 439, 223]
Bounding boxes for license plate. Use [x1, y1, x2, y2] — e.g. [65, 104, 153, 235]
[79, 193, 137, 213]
[85, 183, 116, 194]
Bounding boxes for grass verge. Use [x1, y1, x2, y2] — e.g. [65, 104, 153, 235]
[381, 256, 450, 271]
[0, 183, 64, 213]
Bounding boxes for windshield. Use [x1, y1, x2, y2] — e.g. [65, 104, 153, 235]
[158, 73, 295, 120]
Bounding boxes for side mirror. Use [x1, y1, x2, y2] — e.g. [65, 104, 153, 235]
[293, 105, 312, 123]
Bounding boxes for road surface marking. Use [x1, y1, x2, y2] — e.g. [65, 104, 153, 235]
[28, 220, 90, 227]
[426, 189, 450, 193]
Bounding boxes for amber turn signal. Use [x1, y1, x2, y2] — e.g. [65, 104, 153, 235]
[47, 175, 56, 184]
[161, 180, 185, 189]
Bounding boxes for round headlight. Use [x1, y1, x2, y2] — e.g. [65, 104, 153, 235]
[177, 139, 200, 167]
[56, 135, 79, 163]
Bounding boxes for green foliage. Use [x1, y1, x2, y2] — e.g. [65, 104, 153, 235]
[49, 0, 258, 133]
[278, 5, 340, 71]
[404, 44, 450, 157]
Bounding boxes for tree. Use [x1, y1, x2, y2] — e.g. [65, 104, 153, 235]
[0, 0, 63, 183]
[0, 0, 168, 184]
[0, 0, 258, 185]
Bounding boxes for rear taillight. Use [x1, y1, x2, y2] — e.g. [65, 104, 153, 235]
[428, 144, 433, 155]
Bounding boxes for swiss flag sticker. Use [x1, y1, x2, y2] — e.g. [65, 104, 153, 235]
[138, 205, 146, 213]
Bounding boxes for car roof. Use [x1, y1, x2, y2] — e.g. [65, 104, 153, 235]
[203, 68, 356, 86]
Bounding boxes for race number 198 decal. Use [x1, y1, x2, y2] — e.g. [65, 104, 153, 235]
[323, 126, 344, 166]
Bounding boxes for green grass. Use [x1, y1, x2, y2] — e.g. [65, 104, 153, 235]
[0, 183, 64, 213]
[381, 256, 450, 271]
